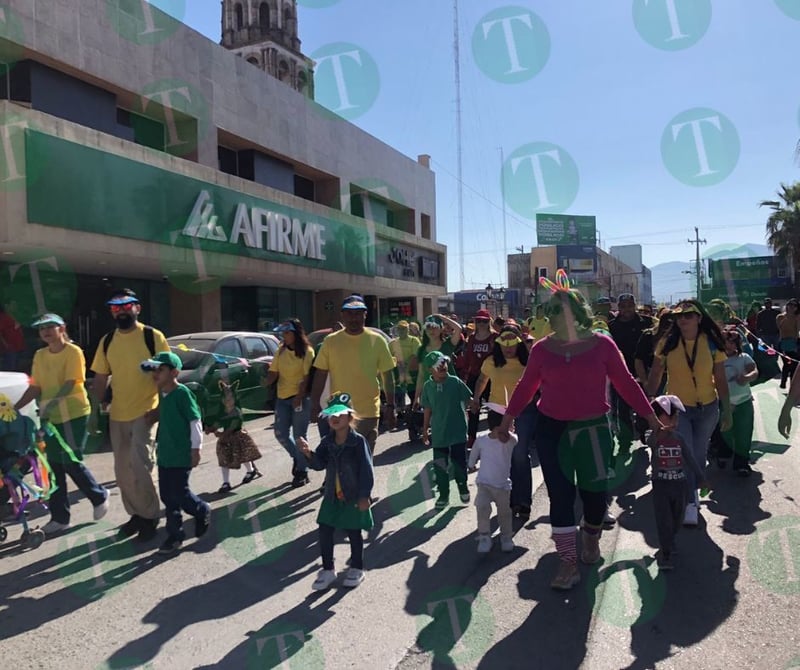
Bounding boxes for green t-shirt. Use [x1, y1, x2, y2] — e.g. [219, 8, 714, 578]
[420, 374, 472, 447]
[156, 384, 201, 468]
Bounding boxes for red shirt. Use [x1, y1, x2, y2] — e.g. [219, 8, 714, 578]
[0, 312, 24, 353]
[464, 332, 496, 378]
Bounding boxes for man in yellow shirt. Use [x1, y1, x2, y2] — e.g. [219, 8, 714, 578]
[311, 295, 396, 454]
[390, 320, 421, 410]
[91, 288, 169, 542]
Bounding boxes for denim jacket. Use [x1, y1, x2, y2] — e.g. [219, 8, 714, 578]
[307, 428, 374, 503]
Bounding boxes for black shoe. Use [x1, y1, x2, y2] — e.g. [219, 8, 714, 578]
[242, 468, 262, 484]
[736, 465, 753, 477]
[136, 518, 159, 542]
[291, 472, 310, 488]
[218, 482, 232, 494]
[516, 505, 531, 520]
[195, 507, 211, 538]
[158, 536, 183, 555]
[117, 515, 142, 538]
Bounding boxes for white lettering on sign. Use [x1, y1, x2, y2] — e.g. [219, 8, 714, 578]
[184, 191, 326, 260]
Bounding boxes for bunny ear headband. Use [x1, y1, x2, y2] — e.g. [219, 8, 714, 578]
[539, 268, 571, 294]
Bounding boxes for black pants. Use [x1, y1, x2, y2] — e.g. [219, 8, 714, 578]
[652, 478, 686, 555]
[610, 388, 635, 449]
[319, 523, 363, 570]
[158, 466, 209, 541]
[433, 443, 468, 498]
[466, 374, 490, 441]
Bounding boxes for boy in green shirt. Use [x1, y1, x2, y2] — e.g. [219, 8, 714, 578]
[141, 352, 211, 555]
[420, 351, 473, 509]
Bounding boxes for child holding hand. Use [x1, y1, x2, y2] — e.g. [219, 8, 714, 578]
[647, 395, 708, 570]
[297, 391, 373, 591]
[467, 404, 518, 554]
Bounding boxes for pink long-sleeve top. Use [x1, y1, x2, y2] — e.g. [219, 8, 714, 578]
[506, 333, 654, 421]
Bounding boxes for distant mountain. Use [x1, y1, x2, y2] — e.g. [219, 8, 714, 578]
[650, 243, 772, 302]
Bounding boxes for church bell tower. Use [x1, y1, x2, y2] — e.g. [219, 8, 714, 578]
[221, 0, 314, 98]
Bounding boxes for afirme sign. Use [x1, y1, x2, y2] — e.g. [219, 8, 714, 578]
[536, 214, 597, 246]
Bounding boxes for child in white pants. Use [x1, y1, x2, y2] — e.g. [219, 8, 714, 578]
[468, 405, 518, 553]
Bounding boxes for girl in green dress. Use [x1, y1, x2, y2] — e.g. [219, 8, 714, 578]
[297, 391, 374, 591]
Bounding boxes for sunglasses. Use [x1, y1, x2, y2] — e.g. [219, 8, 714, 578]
[676, 312, 698, 319]
[110, 303, 137, 314]
[475, 318, 490, 324]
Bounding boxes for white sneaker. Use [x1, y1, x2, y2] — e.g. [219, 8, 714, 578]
[683, 503, 699, 527]
[342, 568, 365, 588]
[42, 520, 70, 534]
[477, 534, 492, 553]
[311, 569, 337, 591]
[500, 537, 515, 553]
[93, 495, 110, 521]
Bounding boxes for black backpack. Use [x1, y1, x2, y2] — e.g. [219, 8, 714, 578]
[101, 326, 157, 403]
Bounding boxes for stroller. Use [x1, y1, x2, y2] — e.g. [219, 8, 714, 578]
[0, 401, 51, 549]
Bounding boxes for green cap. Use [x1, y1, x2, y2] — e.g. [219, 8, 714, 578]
[31, 313, 65, 328]
[424, 350, 450, 370]
[321, 391, 353, 417]
[140, 351, 182, 371]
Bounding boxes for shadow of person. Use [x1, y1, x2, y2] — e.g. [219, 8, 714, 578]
[194, 588, 349, 669]
[703, 469, 770, 535]
[404, 530, 525, 669]
[477, 554, 593, 670]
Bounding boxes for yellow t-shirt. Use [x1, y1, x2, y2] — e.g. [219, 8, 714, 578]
[480, 357, 525, 406]
[527, 317, 552, 341]
[90, 323, 170, 422]
[31, 342, 91, 423]
[314, 329, 396, 418]
[270, 345, 315, 399]
[655, 333, 727, 406]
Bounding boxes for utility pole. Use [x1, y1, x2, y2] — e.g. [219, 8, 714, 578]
[688, 226, 707, 299]
[499, 146, 508, 286]
[453, 0, 464, 290]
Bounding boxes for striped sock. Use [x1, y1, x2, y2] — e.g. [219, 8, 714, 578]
[553, 531, 577, 565]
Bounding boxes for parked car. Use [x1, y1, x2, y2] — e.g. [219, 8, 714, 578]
[167, 331, 280, 423]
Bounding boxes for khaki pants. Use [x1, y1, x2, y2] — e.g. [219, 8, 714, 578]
[354, 416, 379, 455]
[109, 416, 160, 520]
[475, 483, 513, 541]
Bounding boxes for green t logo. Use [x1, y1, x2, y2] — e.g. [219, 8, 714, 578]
[633, 0, 712, 51]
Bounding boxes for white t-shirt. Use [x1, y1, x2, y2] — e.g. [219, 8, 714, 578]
[467, 431, 518, 490]
[724, 353, 756, 406]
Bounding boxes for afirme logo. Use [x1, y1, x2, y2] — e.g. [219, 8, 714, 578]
[502, 142, 580, 217]
[471, 6, 551, 84]
[587, 550, 667, 627]
[661, 107, 740, 187]
[633, 0, 712, 51]
[106, 0, 186, 45]
[748, 516, 800, 595]
[775, 0, 800, 21]
[416, 587, 495, 666]
[311, 42, 381, 120]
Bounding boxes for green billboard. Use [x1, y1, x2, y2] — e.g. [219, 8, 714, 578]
[536, 214, 596, 246]
[25, 130, 375, 276]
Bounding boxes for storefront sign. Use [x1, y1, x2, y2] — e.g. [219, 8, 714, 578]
[536, 214, 597, 246]
[25, 130, 375, 275]
[375, 239, 441, 285]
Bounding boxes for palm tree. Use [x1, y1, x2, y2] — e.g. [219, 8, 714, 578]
[760, 181, 800, 288]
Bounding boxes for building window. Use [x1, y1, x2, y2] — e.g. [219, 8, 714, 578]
[235, 3, 244, 29]
[297, 70, 307, 94]
[278, 60, 289, 81]
[259, 2, 270, 28]
[294, 174, 315, 202]
[421, 213, 431, 239]
[218, 145, 238, 176]
[247, 56, 259, 66]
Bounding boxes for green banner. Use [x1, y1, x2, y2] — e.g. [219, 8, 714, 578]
[708, 256, 775, 283]
[25, 130, 375, 276]
[536, 214, 596, 246]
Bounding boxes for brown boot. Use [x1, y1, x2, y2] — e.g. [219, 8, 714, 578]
[580, 526, 602, 564]
[550, 560, 580, 590]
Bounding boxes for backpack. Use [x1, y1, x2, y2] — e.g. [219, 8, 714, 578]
[101, 326, 157, 403]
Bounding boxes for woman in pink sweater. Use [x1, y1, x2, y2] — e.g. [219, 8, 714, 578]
[499, 271, 661, 590]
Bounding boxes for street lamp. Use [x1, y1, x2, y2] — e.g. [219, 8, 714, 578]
[496, 286, 506, 318]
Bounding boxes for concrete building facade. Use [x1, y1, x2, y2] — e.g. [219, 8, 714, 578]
[0, 0, 443, 360]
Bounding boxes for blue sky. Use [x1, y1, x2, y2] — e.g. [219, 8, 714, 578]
[157, 0, 799, 298]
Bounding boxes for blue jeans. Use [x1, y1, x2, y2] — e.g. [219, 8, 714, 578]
[510, 401, 539, 508]
[274, 396, 310, 473]
[675, 400, 719, 495]
[45, 416, 107, 524]
[158, 466, 209, 541]
[535, 413, 611, 530]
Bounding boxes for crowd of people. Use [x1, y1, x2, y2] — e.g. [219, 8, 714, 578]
[3, 280, 799, 591]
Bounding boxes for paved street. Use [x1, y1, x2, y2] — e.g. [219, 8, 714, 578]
[2, 380, 799, 670]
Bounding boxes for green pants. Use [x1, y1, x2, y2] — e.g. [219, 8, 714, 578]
[721, 398, 754, 470]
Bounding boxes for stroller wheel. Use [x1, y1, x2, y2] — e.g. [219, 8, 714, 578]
[0, 526, 7, 542]
[28, 529, 45, 549]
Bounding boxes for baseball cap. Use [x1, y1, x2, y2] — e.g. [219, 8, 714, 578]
[275, 322, 297, 333]
[497, 331, 522, 347]
[341, 295, 367, 310]
[397, 320, 409, 328]
[671, 302, 701, 315]
[617, 293, 636, 303]
[651, 394, 686, 416]
[140, 351, 182, 371]
[423, 315, 444, 330]
[320, 391, 353, 417]
[31, 313, 65, 328]
[473, 309, 491, 320]
[424, 350, 450, 370]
